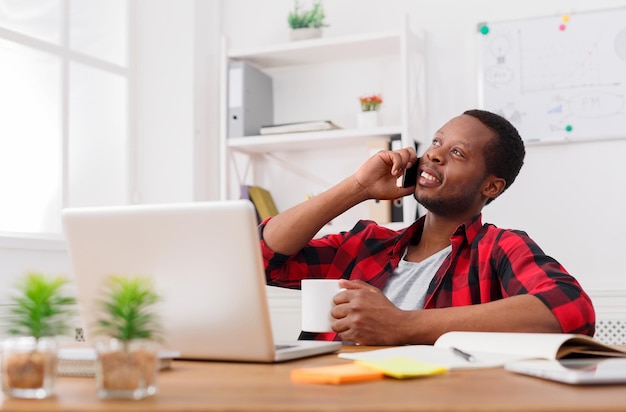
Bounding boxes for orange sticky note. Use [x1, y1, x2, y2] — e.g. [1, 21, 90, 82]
[291, 363, 384, 384]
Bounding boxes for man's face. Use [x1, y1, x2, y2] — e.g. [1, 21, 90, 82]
[415, 114, 496, 218]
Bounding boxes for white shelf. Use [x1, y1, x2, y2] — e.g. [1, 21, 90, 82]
[228, 31, 404, 68]
[219, 15, 425, 226]
[227, 126, 402, 153]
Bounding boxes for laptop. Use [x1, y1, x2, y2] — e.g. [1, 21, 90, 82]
[61, 199, 341, 362]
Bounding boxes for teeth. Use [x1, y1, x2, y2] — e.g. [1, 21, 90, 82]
[421, 171, 439, 182]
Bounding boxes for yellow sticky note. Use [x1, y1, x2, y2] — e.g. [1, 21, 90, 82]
[291, 363, 384, 384]
[356, 356, 448, 379]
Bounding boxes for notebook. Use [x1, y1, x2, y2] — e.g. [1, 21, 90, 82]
[61, 200, 341, 363]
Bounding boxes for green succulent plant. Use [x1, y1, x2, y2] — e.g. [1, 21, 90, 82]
[288, 0, 327, 29]
[7, 272, 76, 340]
[96, 276, 162, 347]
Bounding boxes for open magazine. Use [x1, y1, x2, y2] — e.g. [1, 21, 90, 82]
[339, 331, 626, 370]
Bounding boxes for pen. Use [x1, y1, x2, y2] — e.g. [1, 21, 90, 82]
[451, 347, 476, 362]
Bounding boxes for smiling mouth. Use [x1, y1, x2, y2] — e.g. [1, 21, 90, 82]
[420, 171, 440, 183]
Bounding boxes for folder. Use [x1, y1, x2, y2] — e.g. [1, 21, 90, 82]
[228, 61, 273, 137]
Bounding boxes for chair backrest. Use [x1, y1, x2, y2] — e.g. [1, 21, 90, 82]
[594, 318, 626, 345]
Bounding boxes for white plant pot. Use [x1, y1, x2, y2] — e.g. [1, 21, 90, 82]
[357, 111, 379, 129]
[290, 27, 322, 41]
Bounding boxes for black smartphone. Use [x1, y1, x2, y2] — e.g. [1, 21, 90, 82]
[402, 158, 420, 188]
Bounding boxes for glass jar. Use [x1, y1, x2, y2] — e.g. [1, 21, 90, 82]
[1, 336, 58, 399]
[95, 338, 159, 400]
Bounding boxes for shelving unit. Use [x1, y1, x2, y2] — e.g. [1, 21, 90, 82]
[219, 16, 426, 228]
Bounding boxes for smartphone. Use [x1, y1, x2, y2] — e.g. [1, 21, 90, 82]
[402, 158, 420, 188]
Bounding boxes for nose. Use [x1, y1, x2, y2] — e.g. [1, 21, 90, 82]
[425, 148, 444, 164]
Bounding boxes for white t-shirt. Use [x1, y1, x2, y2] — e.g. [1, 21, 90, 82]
[382, 245, 452, 310]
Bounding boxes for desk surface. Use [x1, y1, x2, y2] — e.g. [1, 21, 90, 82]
[2, 345, 626, 412]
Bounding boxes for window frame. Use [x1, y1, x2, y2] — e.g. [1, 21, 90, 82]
[0, 0, 134, 236]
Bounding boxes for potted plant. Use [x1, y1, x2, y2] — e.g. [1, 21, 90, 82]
[287, 0, 327, 41]
[357, 94, 383, 128]
[1, 272, 76, 399]
[94, 275, 162, 399]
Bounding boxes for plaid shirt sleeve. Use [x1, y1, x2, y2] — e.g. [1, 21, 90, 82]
[258, 217, 410, 342]
[492, 228, 596, 335]
[425, 218, 596, 336]
[258, 218, 407, 289]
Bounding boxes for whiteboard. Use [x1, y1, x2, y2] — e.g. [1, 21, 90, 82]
[478, 8, 626, 142]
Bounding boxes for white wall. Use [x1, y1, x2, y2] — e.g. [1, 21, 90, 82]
[2, 0, 625, 341]
[133, 0, 221, 204]
[133, 0, 194, 203]
[218, 0, 626, 297]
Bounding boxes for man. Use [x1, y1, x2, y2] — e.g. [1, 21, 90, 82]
[259, 109, 595, 345]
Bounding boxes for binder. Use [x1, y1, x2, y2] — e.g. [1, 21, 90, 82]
[240, 185, 262, 223]
[390, 135, 404, 222]
[391, 198, 404, 222]
[367, 139, 391, 223]
[228, 61, 273, 137]
[389, 135, 421, 222]
[247, 186, 279, 221]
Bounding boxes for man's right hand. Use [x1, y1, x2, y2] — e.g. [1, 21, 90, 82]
[353, 147, 418, 201]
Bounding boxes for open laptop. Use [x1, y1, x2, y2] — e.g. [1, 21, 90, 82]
[61, 200, 341, 362]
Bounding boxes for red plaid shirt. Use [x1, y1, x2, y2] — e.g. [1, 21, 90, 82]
[260, 214, 596, 340]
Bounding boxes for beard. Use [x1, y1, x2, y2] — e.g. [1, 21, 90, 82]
[414, 181, 482, 217]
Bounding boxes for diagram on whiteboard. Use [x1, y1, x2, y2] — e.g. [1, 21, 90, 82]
[478, 8, 626, 142]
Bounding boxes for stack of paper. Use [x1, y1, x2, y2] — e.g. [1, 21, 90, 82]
[57, 348, 180, 377]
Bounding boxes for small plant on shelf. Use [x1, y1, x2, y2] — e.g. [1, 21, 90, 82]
[2, 272, 76, 399]
[95, 275, 162, 399]
[359, 94, 383, 112]
[287, 0, 327, 29]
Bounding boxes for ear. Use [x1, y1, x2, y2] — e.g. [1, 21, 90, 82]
[482, 176, 506, 201]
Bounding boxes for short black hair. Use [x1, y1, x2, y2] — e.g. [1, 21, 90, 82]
[463, 109, 525, 204]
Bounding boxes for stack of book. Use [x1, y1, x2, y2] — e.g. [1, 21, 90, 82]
[259, 120, 340, 135]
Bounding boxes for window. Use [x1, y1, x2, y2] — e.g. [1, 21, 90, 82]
[0, 0, 130, 234]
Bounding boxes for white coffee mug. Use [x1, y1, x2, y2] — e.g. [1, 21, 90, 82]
[301, 279, 343, 333]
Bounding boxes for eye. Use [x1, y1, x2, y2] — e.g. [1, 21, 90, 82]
[431, 138, 441, 147]
[452, 148, 463, 156]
